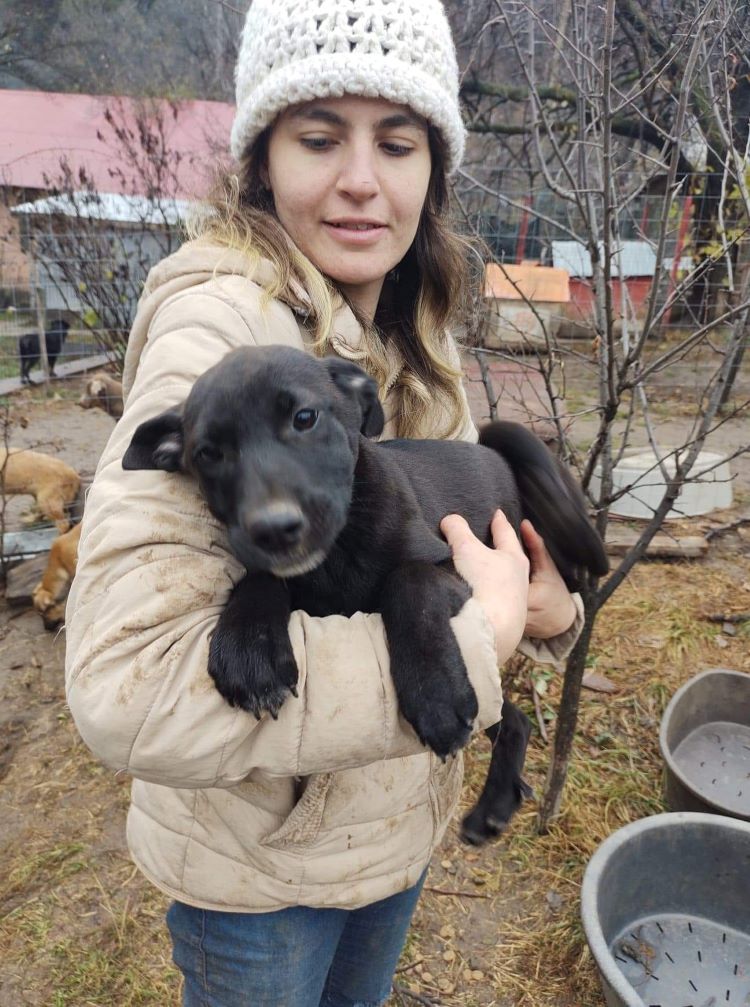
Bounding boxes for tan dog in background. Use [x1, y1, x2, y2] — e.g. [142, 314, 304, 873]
[78, 373, 124, 419]
[32, 522, 82, 630]
[0, 448, 80, 532]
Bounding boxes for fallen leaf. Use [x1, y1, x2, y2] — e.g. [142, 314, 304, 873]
[582, 671, 618, 694]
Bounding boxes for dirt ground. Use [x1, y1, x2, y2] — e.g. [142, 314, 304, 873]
[1, 357, 749, 1007]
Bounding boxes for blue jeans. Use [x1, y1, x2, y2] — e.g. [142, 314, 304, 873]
[166, 870, 427, 1007]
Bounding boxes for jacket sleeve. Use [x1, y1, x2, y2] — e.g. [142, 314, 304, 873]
[65, 287, 503, 789]
[447, 335, 584, 666]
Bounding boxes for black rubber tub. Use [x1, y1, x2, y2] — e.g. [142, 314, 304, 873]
[659, 668, 750, 820]
[581, 812, 750, 1007]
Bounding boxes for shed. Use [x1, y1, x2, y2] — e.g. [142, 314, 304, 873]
[551, 239, 692, 328]
[12, 192, 189, 315]
[483, 262, 570, 349]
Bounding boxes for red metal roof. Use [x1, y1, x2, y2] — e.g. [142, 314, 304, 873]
[0, 89, 234, 199]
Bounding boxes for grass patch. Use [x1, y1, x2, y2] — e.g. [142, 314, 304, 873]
[1, 843, 88, 905]
[393, 550, 750, 1005]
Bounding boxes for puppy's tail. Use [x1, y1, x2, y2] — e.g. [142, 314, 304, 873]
[479, 421, 609, 587]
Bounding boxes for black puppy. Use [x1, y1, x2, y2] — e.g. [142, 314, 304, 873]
[124, 345, 608, 842]
[19, 319, 70, 384]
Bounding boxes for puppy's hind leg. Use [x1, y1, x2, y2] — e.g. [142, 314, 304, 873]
[460, 700, 533, 846]
[381, 563, 478, 760]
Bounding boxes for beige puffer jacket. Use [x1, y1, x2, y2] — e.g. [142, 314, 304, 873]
[65, 240, 583, 912]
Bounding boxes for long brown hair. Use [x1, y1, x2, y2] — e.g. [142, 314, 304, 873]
[189, 124, 477, 438]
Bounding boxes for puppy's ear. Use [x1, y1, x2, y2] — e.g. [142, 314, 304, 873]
[122, 408, 185, 471]
[323, 357, 385, 437]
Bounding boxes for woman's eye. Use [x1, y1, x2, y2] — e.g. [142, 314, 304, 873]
[293, 409, 319, 431]
[195, 444, 223, 464]
[382, 142, 412, 157]
[301, 137, 334, 151]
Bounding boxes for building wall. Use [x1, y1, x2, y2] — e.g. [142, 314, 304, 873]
[0, 204, 31, 288]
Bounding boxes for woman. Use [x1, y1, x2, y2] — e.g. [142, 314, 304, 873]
[65, 1, 583, 1004]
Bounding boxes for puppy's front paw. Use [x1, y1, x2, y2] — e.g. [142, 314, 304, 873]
[398, 670, 478, 760]
[208, 616, 298, 719]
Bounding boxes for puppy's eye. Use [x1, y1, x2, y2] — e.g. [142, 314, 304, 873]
[195, 444, 223, 464]
[293, 409, 319, 431]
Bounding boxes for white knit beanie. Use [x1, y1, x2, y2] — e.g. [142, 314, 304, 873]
[231, 0, 466, 175]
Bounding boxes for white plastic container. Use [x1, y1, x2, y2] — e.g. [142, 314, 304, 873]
[590, 449, 733, 519]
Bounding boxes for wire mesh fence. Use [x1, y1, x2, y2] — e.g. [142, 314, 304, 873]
[0, 206, 180, 390]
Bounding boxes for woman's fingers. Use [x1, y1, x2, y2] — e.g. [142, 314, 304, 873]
[490, 509, 525, 554]
[440, 513, 474, 552]
[520, 518, 552, 575]
[441, 511, 526, 566]
[440, 510, 529, 660]
[441, 511, 528, 600]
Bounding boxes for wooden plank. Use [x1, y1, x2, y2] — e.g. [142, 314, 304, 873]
[605, 531, 708, 559]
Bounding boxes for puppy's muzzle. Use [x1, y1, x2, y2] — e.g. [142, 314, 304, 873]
[245, 502, 307, 555]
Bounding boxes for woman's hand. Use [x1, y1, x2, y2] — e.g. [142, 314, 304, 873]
[520, 519, 578, 639]
[440, 510, 529, 663]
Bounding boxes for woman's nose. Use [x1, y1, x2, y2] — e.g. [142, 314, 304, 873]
[335, 145, 380, 200]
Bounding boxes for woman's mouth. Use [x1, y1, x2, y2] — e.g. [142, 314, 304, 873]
[324, 220, 387, 244]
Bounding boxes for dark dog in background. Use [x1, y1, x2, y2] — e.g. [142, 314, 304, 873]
[123, 346, 608, 843]
[19, 318, 70, 384]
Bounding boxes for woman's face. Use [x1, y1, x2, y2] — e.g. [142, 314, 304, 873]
[266, 96, 432, 320]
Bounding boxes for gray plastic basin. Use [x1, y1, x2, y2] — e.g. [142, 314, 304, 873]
[660, 668, 750, 820]
[581, 812, 750, 1007]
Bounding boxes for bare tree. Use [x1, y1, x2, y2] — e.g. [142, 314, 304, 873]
[457, 0, 750, 830]
[18, 98, 195, 370]
[457, 0, 750, 321]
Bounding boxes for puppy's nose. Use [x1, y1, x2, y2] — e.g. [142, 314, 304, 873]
[247, 503, 306, 554]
